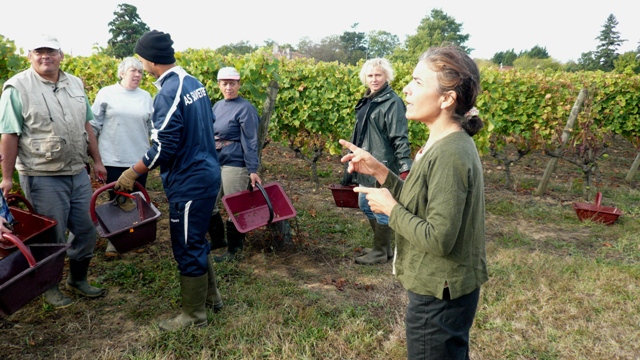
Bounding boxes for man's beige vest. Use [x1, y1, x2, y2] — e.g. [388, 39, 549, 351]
[4, 68, 89, 176]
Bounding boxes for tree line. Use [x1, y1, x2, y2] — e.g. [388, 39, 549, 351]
[100, 4, 639, 74]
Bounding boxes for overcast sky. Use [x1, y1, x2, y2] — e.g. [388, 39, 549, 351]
[2, 0, 639, 63]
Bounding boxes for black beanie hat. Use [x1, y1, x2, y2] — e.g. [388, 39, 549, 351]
[135, 30, 175, 64]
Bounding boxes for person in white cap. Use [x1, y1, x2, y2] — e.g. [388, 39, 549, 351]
[208, 66, 262, 263]
[0, 34, 107, 309]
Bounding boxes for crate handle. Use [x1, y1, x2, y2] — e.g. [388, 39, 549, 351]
[251, 183, 274, 225]
[5, 193, 35, 213]
[90, 181, 149, 223]
[2, 233, 36, 267]
[594, 192, 602, 209]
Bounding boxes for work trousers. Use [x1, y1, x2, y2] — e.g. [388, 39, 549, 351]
[19, 171, 96, 261]
[169, 196, 216, 277]
[405, 287, 480, 360]
[212, 165, 249, 215]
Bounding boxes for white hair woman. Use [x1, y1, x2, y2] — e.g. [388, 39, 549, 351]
[343, 57, 412, 265]
[90, 56, 154, 256]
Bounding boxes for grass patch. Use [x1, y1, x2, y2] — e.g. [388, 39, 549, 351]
[2, 143, 639, 359]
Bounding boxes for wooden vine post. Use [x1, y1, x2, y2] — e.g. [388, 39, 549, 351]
[257, 80, 279, 173]
[625, 152, 640, 182]
[534, 88, 587, 196]
[255, 80, 293, 248]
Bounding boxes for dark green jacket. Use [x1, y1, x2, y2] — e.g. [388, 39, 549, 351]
[349, 84, 412, 187]
[385, 131, 488, 300]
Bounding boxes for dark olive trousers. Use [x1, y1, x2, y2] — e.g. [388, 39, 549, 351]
[405, 287, 480, 360]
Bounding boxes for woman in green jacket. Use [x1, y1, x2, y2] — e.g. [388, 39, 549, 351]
[340, 45, 488, 359]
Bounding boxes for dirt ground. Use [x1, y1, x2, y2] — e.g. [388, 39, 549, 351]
[0, 137, 638, 359]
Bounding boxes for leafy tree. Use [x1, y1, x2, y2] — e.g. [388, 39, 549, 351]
[339, 23, 367, 65]
[105, 3, 149, 59]
[392, 9, 471, 63]
[491, 49, 518, 66]
[613, 51, 640, 74]
[594, 14, 626, 71]
[297, 36, 344, 63]
[520, 45, 550, 59]
[367, 30, 400, 58]
[513, 56, 561, 71]
[215, 40, 257, 56]
[576, 51, 601, 71]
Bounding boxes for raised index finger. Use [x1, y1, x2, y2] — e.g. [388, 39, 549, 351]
[339, 139, 359, 152]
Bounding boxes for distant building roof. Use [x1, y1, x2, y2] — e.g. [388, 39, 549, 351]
[272, 44, 306, 60]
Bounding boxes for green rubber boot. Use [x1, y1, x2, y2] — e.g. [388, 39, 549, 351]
[208, 213, 228, 250]
[361, 219, 393, 259]
[355, 223, 391, 265]
[65, 258, 104, 297]
[43, 286, 73, 309]
[159, 274, 208, 331]
[206, 256, 223, 312]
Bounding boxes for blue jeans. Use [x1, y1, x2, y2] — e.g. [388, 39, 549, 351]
[358, 192, 389, 225]
[19, 171, 96, 261]
[169, 196, 216, 277]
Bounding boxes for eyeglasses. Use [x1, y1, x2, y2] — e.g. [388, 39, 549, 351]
[31, 49, 60, 56]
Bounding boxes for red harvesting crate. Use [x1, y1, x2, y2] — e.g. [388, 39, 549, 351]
[0, 194, 57, 259]
[0, 235, 70, 316]
[328, 184, 359, 208]
[223, 182, 296, 233]
[573, 192, 622, 225]
[90, 182, 161, 253]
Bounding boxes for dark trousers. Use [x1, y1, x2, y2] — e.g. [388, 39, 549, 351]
[405, 287, 480, 360]
[169, 196, 215, 277]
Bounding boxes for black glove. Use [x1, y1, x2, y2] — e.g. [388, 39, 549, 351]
[340, 162, 354, 186]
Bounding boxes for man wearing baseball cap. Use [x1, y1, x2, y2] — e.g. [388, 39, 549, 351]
[0, 34, 107, 308]
[115, 29, 223, 331]
[207, 66, 262, 263]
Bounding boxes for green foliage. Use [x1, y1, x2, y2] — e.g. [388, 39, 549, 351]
[513, 56, 562, 71]
[339, 23, 367, 65]
[594, 14, 626, 72]
[393, 9, 471, 63]
[0, 34, 28, 93]
[491, 49, 518, 67]
[576, 51, 601, 71]
[366, 30, 400, 58]
[215, 40, 259, 56]
[2, 45, 638, 175]
[613, 51, 640, 74]
[520, 45, 550, 59]
[104, 3, 150, 59]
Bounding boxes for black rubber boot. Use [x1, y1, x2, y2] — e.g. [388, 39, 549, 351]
[65, 258, 104, 297]
[208, 213, 227, 250]
[214, 220, 244, 263]
[206, 256, 223, 312]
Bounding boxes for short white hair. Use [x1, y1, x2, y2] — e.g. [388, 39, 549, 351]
[118, 57, 143, 79]
[359, 58, 394, 85]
